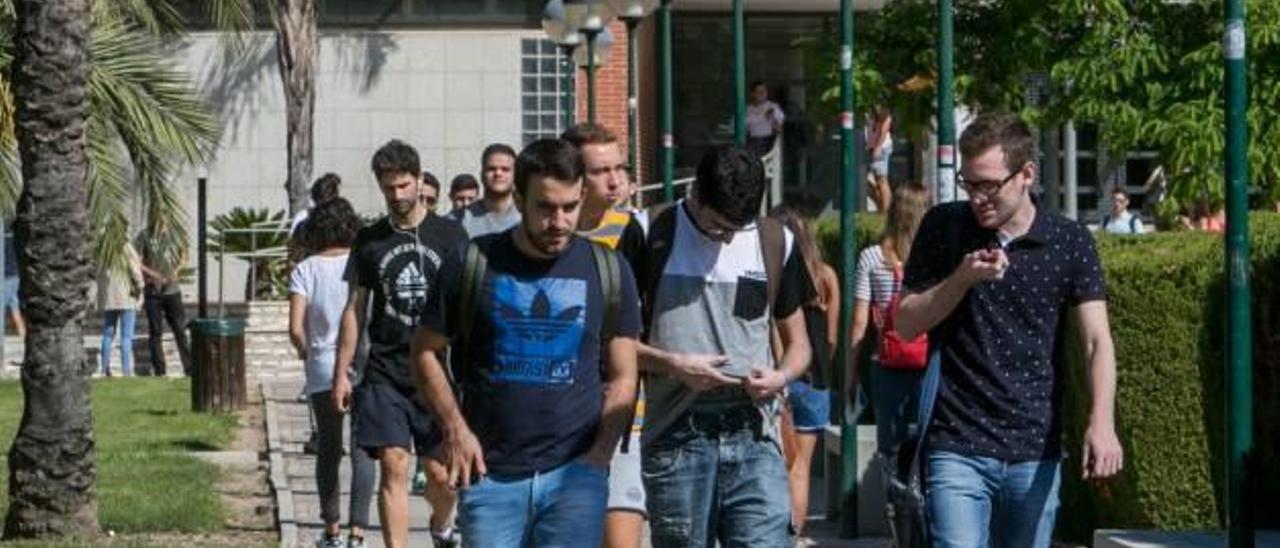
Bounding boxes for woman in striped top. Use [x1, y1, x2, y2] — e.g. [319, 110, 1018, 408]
[849, 181, 932, 458]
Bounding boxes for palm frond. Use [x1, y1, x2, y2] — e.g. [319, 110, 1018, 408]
[90, 23, 220, 165]
[85, 22, 220, 277]
[206, 0, 257, 33]
[86, 115, 132, 277]
[91, 0, 184, 36]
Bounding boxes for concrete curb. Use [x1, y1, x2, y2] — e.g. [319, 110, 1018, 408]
[263, 381, 297, 548]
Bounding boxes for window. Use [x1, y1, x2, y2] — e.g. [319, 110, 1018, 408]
[520, 39, 570, 146]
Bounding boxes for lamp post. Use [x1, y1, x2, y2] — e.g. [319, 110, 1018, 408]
[566, 0, 616, 124]
[542, 0, 582, 130]
[575, 27, 615, 124]
[611, 0, 658, 178]
[1223, 0, 1253, 546]
[936, 0, 955, 203]
[836, 0, 859, 537]
[732, 0, 746, 146]
[658, 0, 673, 202]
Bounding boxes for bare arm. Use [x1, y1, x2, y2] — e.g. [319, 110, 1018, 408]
[1075, 300, 1123, 479]
[896, 249, 1008, 340]
[746, 309, 811, 400]
[636, 342, 737, 392]
[846, 299, 870, 396]
[288, 293, 307, 361]
[410, 327, 486, 487]
[823, 267, 840, 362]
[585, 336, 639, 468]
[330, 286, 366, 413]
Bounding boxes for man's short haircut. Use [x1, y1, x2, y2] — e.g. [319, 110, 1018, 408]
[560, 122, 618, 149]
[421, 170, 440, 192]
[371, 139, 421, 182]
[305, 197, 362, 250]
[450, 174, 480, 196]
[958, 112, 1037, 172]
[514, 139, 583, 198]
[750, 79, 765, 91]
[694, 145, 764, 226]
[1112, 186, 1129, 198]
[481, 143, 517, 168]
[310, 173, 341, 205]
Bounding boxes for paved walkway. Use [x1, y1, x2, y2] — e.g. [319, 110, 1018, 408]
[263, 378, 888, 548]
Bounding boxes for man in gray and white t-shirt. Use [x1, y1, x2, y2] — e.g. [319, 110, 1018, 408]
[640, 145, 815, 548]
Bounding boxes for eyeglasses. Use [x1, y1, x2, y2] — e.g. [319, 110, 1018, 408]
[958, 163, 1026, 197]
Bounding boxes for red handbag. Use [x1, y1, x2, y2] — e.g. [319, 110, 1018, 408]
[873, 263, 929, 370]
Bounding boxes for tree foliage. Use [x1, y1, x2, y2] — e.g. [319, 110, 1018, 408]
[0, 0, 255, 277]
[811, 0, 1280, 210]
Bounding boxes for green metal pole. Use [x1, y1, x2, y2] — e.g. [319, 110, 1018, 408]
[587, 30, 598, 125]
[1223, 1, 1253, 546]
[732, 0, 746, 146]
[560, 44, 576, 130]
[836, 0, 859, 538]
[659, 0, 674, 202]
[936, 0, 955, 203]
[626, 19, 639, 180]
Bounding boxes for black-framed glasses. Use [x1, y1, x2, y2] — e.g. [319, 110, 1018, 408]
[959, 163, 1026, 197]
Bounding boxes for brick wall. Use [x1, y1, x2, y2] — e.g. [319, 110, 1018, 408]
[576, 20, 640, 184]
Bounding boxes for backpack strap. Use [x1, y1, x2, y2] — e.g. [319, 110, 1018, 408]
[457, 243, 487, 345]
[590, 239, 634, 453]
[757, 216, 786, 310]
[642, 205, 678, 334]
[1129, 215, 1139, 234]
[590, 241, 622, 343]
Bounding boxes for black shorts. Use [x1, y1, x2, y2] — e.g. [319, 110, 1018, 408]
[353, 381, 440, 458]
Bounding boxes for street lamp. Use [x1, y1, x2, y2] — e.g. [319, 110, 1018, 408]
[574, 26, 614, 125]
[565, 0, 616, 123]
[610, 0, 658, 180]
[542, 0, 582, 130]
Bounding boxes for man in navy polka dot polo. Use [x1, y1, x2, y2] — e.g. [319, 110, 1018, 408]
[896, 112, 1123, 548]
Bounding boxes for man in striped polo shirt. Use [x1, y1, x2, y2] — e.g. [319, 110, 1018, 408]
[561, 123, 649, 548]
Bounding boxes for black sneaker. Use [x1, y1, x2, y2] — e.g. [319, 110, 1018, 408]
[314, 533, 345, 548]
[430, 526, 461, 548]
[303, 431, 319, 455]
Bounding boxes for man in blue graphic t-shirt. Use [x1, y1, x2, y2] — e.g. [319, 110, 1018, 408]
[411, 138, 641, 548]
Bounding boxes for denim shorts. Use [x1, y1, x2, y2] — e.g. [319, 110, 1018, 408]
[4, 276, 18, 311]
[787, 380, 830, 433]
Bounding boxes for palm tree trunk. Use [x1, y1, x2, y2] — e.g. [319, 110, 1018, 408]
[277, 0, 317, 218]
[4, 0, 98, 539]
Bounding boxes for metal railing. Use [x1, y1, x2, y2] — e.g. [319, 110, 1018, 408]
[211, 222, 290, 313]
[637, 136, 784, 213]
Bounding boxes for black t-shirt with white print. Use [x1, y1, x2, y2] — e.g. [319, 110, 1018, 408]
[344, 214, 469, 392]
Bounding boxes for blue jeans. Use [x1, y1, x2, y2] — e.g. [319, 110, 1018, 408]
[458, 458, 608, 548]
[926, 451, 1061, 548]
[870, 362, 924, 456]
[101, 309, 137, 376]
[642, 413, 791, 548]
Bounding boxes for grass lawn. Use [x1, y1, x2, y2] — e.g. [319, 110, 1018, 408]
[0, 377, 239, 536]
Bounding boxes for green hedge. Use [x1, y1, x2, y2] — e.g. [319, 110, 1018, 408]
[813, 210, 1280, 541]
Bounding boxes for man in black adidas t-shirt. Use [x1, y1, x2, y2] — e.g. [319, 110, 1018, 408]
[411, 139, 641, 548]
[332, 140, 468, 548]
